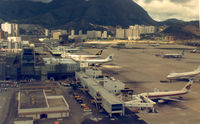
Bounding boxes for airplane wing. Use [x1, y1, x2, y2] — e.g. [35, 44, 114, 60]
[159, 97, 183, 102]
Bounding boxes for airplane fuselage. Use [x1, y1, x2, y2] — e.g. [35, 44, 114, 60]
[78, 58, 112, 64]
[163, 54, 183, 58]
[167, 71, 200, 80]
[140, 90, 188, 99]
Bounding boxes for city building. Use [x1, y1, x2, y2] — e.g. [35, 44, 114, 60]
[8, 36, 22, 42]
[115, 25, 156, 40]
[133, 25, 141, 40]
[71, 29, 75, 36]
[0, 29, 5, 40]
[101, 31, 108, 39]
[79, 30, 82, 35]
[52, 30, 67, 40]
[87, 30, 102, 39]
[116, 28, 125, 39]
[0, 54, 20, 80]
[1, 22, 19, 36]
[45, 29, 49, 37]
[124, 29, 133, 40]
[20, 46, 35, 79]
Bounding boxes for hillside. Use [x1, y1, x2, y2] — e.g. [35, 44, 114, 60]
[0, 0, 156, 29]
[162, 21, 200, 40]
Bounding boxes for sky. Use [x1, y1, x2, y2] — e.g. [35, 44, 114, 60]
[134, 0, 199, 21]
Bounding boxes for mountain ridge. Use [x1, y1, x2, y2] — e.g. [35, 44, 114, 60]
[0, 0, 156, 29]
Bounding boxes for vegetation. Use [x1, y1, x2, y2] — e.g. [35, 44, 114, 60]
[0, 0, 156, 29]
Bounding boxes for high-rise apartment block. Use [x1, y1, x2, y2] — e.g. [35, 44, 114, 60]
[1, 22, 19, 36]
[116, 25, 156, 40]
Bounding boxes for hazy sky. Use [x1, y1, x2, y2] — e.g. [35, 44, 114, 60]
[134, 0, 199, 21]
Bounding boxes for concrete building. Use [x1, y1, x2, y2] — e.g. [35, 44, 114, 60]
[1, 22, 19, 36]
[85, 69, 125, 93]
[124, 29, 133, 40]
[101, 31, 108, 39]
[45, 29, 49, 37]
[53, 32, 62, 40]
[21, 46, 35, 79]
[41, 57, 79, 80]
[52, 30, 67, 40]
[71, 30, 75, 36]
[116, 28, 125, 39]
[98, 78, 125, 93]
[87, 31, 102, 39]
[14, 118, 33, 124]
[8, 36, 21, 42]
[76, 70, 124, 116]
[79, 30, 82, 35]
[18, 90, 69, 120]
[133, 25, 141, 40]
[145, 26, 156, 34]
[116, 25, 156, 40]
[0, 29, 5, 40]
[0, 54, 19, 80]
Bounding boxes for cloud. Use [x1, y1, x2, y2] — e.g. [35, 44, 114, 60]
[134, 0, 198, 21]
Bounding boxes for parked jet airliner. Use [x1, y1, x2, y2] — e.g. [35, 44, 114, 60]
[163, 50, 184, 58]
[167, 66, 200, 80]
[61, 49, 103, 59]
[138, 80, 193, 101]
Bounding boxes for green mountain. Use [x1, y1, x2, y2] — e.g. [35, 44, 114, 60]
[0, 0, 156, 29]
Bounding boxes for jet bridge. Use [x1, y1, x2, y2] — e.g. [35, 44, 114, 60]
[124, 95, 156, 112]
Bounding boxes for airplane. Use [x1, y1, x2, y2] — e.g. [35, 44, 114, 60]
[190, 49, 200, 53]
[138, 80, 193, 102]
[57, 46, 82, 52]
[149, 43, 160, 47]
[61, 49, 103, 59]
[72, 54, 113, 66]
[166, 66, 200, 81]
[163, 50, 184, 58]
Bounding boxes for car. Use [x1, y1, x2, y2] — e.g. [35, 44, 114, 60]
[81, 104, 92, 112]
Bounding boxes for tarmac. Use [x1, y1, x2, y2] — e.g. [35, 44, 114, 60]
[2, 43, 200, 124]
[84, 43, 200, 124]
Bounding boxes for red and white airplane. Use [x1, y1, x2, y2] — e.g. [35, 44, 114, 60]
[138, 80, 193, 101]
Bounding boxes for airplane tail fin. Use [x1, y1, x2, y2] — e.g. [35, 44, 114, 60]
[195, 66, 200, 72]
[96, 49, 103, 55]
[78, 46, 83, 50]
[106, 54, 114, 61]
[181, 50, 184, 55]
[182, 80, 193, 92]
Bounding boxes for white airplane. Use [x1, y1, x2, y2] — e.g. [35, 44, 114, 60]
[57, 46, 82, 52]
[138, 80, 193, 102]
[150, 43, 160, 47]
[73, 54, 113, 65]
[166, 66, 200, 80]
[61, 49, 103, 59]
[190, 49, 200, 53]
[163, 50, 184, 58]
